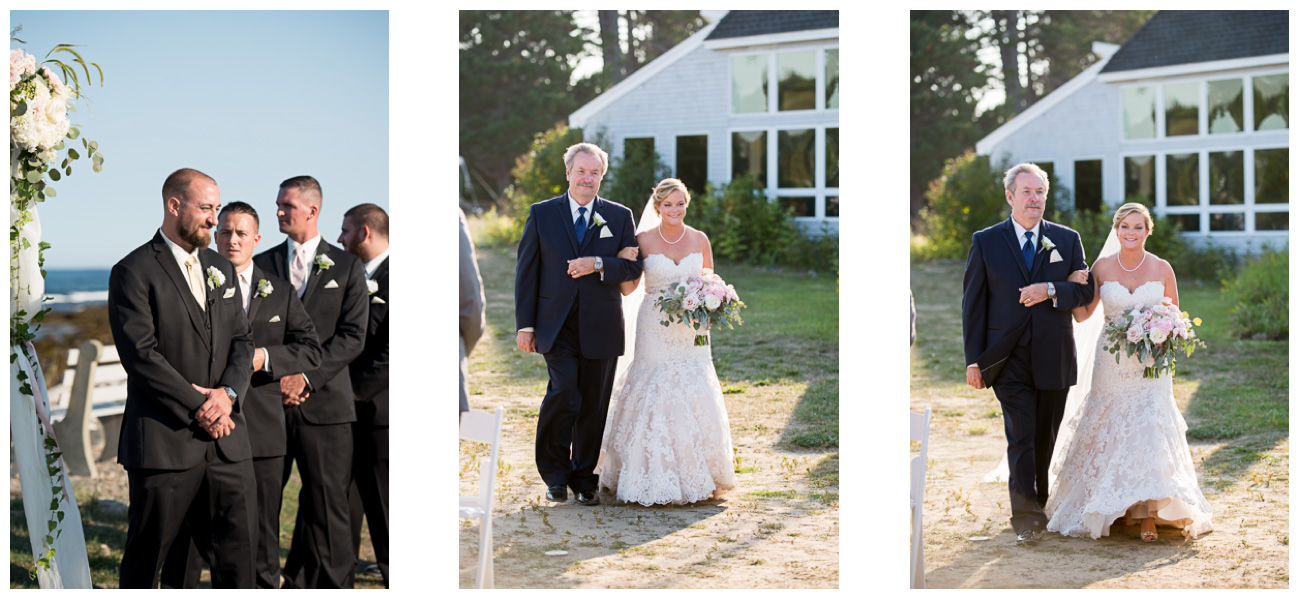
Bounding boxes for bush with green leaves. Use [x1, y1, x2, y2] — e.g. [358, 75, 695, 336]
[915, 152, 1010, 260]
[503, 124, 588, 235]
[602, 140, 670, 219]
[1222, 248, 1287, 340]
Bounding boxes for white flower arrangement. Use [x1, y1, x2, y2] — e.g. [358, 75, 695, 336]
[256, 278, 273, 297]
[591, 212, 607, 228]
[206, 266, 225, 290]
[366, 279, 378, 295]
[314, 254, 334, 271]
[1040, 236, 1056, 252]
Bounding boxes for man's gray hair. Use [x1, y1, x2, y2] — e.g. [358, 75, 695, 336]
[563, 142, 609, 173]
[1003, 163, 1051, 195]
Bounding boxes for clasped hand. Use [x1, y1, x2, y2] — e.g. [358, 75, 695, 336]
[281, 373, 310, 406]
[192, 383, 235, 439]
[1018, 269, 1088, 306]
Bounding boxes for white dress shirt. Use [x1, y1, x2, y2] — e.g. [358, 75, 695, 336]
[160, 228, 206, 309]
[237, 262, 273, 374]
[365, 249, 389, 279]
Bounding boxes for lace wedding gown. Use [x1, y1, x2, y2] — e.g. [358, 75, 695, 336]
[596, 252, 736, 506]
[1045, 280, 1214, 539]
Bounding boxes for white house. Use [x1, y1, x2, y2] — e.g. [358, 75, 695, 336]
[976, 10, 1288, 251]
[569, 10, 840, 233]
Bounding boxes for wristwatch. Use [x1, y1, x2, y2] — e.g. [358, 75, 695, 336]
[1047, 282, 1056, 298]
[594, 256, 603, 272]
[222, 386, 238, 403]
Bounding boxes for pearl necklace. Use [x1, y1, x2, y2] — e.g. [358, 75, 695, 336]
[1117, 250, 1147, 272]
[659, 225, 686, 245]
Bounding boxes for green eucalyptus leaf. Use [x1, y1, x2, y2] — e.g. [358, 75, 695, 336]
[48, 169, 60, 181]
[67, 127, 80, 140]
[14, 100, 27, 116]
[89, 140, 98, 151]
[44, 187, 56, 197]
[65, 166, 72, 177]
[67, 147, 80, 160]
[25, 169, 43, 183]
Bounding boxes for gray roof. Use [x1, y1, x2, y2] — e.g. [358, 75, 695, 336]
[705, 10, 838, 40]
[1101, 10, 1288, 73]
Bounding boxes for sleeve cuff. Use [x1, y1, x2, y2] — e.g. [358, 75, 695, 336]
[519, 327, 534, 333]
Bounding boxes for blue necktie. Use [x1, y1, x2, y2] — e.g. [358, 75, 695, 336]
[575, 206, 587, 241]
[1022, 231, 1035, 270]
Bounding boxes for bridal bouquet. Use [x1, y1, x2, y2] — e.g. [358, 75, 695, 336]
[653, 272, 746, 346]
[1102, 298, 1206, 378]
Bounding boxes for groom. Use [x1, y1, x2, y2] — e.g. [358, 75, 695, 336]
[962, 163, 1094, 542]
[515, 142, 642, 506]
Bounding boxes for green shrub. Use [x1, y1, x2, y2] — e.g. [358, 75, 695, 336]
[603, 141, 670, 218]
[690, 176, 800, 265]
[916, 152, 1010, 260]
[1222, 248, 1288, 340]
[505, 124, 588, 226]
[466, 207, 521, 249]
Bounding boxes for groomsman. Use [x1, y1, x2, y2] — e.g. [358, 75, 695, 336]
[254, 176, 368, 588]
[337, 203, 389, 587]
[110, 168, 256, 588]
[160, 202, 323, 588]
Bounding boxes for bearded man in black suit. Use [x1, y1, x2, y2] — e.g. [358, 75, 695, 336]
[110, 168, 256, 588]
[253, 176, 368, 588]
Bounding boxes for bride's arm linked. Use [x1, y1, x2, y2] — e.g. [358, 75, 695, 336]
[618, 246, 642, 296]
[1070, 261, 1103, 323]
[1052, 230, 1096, 311]
[1161, 257, 1180, 306]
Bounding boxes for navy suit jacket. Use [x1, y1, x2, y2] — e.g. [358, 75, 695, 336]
[514, 193, 642, 358]
[961, 218, 1094, 391]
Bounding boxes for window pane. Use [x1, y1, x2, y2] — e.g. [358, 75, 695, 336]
[1165, 82, 1198, 137]
[825, 196, 839, 217]
[1208, 150, 1243, 205]
[778, 50, 816, 111]
[675, 135, 708, 196]
[731, 54, 768, 113]
[1168, 213, 1201, 233]
[1165, 153, 1199, 206]
[1255, 148, 1288, 204]
[825, 49, 839, 109]
[731, 131, 766, 182]
[780, 196, 815, 217]
[1253, 74, 1289, 131]
[1124, 155, 1155, 205]
[826, 128, 839, 188]
[1209, 212, 1244, 231]
[1207, 78, 1243, 134]
[624, 137, 654, 161]
[1255, 211, 1288, 231]
[1123, 86, 1155, 139]
[1074, 159, 1102, 212]
[777, 129, 815, 188]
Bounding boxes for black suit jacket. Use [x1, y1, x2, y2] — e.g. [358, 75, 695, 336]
[242, 266, 323, 457]
[514, 193, 642, 358]
[350, 257, 389, 427]
[254, 239, 368, 425]
[109, 231, 255, 469]
[961, 218, 1095, 391]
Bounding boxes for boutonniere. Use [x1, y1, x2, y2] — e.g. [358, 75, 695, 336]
[591, 212, 607, 228]
[1040, 236, 1056, 252]
[206, 266, 225, 290]
[256, 278, 273, 297]
[366, 279, 379, 295]
[314, 254, 334, 271]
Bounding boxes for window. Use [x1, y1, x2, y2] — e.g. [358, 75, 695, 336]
[1255, 212, 1288, 231]
[1253, 73, 1288, 131]
[1074, 159, 1102, 212]
[825, 128, 839, 188]
[1124, 155, 1155, 205]
[778, 51, 816, 111]
[731, 131, 766, 182]
[777, 129, 815, 188]
[825, 196, 839, 217]
[1168, 214, 1201, 233]
[1165, 153, 1199, 206]
[1255, 148, 1288, 204]
[825, 49, 839, 109]
[1208, 151, 1243, 205]
[780, 197, 816, 217]
[1209, 213, 1244, 232]
[675, 135, 708, 195]
[1207, 78, 1243, 134]
[624, 137, 654, 161]
[1123, 86, 1155, 139]
[1165, 82, 1199, 136]
[731, 54, 768, 114]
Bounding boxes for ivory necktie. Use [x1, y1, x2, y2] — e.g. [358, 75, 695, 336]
[291, 247, 308, 298]
[184, 255, 206, 311]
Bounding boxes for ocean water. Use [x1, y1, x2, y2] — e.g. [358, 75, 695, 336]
[41, 269, 110, 308]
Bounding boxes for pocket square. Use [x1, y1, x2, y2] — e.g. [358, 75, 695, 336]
[1050, 249, 1063, 263]
[371, 296, 386, 304]
[599, 226, 613, 239]
[269, 315, 281, 323]
[324, 279, 339, 289]
[223, 287, 236, 298]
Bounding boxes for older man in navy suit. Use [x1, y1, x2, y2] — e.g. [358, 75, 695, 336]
[514, 142, 642, 506]
[962, 163, 1094, 543]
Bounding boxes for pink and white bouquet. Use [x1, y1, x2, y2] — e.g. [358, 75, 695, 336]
[652, 272, 746, 346]
[1102, 297, 1206, 379]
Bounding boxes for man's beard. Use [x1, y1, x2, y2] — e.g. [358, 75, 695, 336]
[180, 218, 211, 249]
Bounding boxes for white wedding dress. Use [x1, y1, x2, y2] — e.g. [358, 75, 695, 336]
[1044, 280, 1214, 539]
[595, 252, 736, 506]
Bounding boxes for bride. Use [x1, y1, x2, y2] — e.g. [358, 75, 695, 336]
[1044, 203, 1214, 541]
[595, 178, 736, 506]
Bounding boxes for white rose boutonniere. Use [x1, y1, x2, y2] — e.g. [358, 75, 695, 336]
[591, 212, 607, 228]
[257, 278, 273, 297]
[1040, 236, 1056, 252]
[206, 266, 225, 290]
[366, 279, 379, 295]
[314, 254, 334, 271]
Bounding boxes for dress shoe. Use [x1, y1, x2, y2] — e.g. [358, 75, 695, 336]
[546, 485, 568, 502]
[575, 489, 599, 506]
[1016, 529, 1041, 543]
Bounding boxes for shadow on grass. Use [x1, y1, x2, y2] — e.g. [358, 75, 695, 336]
[777, 378, 839, 450]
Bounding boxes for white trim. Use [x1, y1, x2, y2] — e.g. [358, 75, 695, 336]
[702, 27, 838, 50]
[725, 124, 840, 218]
[569, 18, 721, 128]
[976, 54, 1113, 155]
[1096, 53, 1289, 83]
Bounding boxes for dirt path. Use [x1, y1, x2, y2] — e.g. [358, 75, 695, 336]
[458, 390, 839, 588]
[910, 393, 1289, 588]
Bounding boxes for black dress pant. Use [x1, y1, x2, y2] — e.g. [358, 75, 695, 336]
[992, 339, 1069, 535]
[281, 407, 354, 589]
[119, 444, 256, 589]
[535, 305, 617, 492]
[345, 400, 389, 588]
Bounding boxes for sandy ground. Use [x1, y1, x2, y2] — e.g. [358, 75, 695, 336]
[458, 391, 839, 588]
[910, 392, 1289, 588]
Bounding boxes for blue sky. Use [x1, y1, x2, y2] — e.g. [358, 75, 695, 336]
[10, 10, 389, 268]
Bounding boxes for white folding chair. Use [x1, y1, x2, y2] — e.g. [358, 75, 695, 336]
[910, 407, 931, 589]
[459, 406, 504, 589]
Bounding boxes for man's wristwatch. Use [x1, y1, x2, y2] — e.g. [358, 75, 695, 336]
[594, 256, 603, 272]
[1047, 282, 1056, 299]
[222, 386, 238, 404]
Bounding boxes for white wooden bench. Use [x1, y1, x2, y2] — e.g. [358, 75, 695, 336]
[48, 339, 127, 478]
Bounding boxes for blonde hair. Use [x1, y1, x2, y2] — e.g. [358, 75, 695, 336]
[1003, 163, 1051, 195]
[649, 178, 690, 214]
[562, 142, 609, 173]
[1112, 202, 1153, 231]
